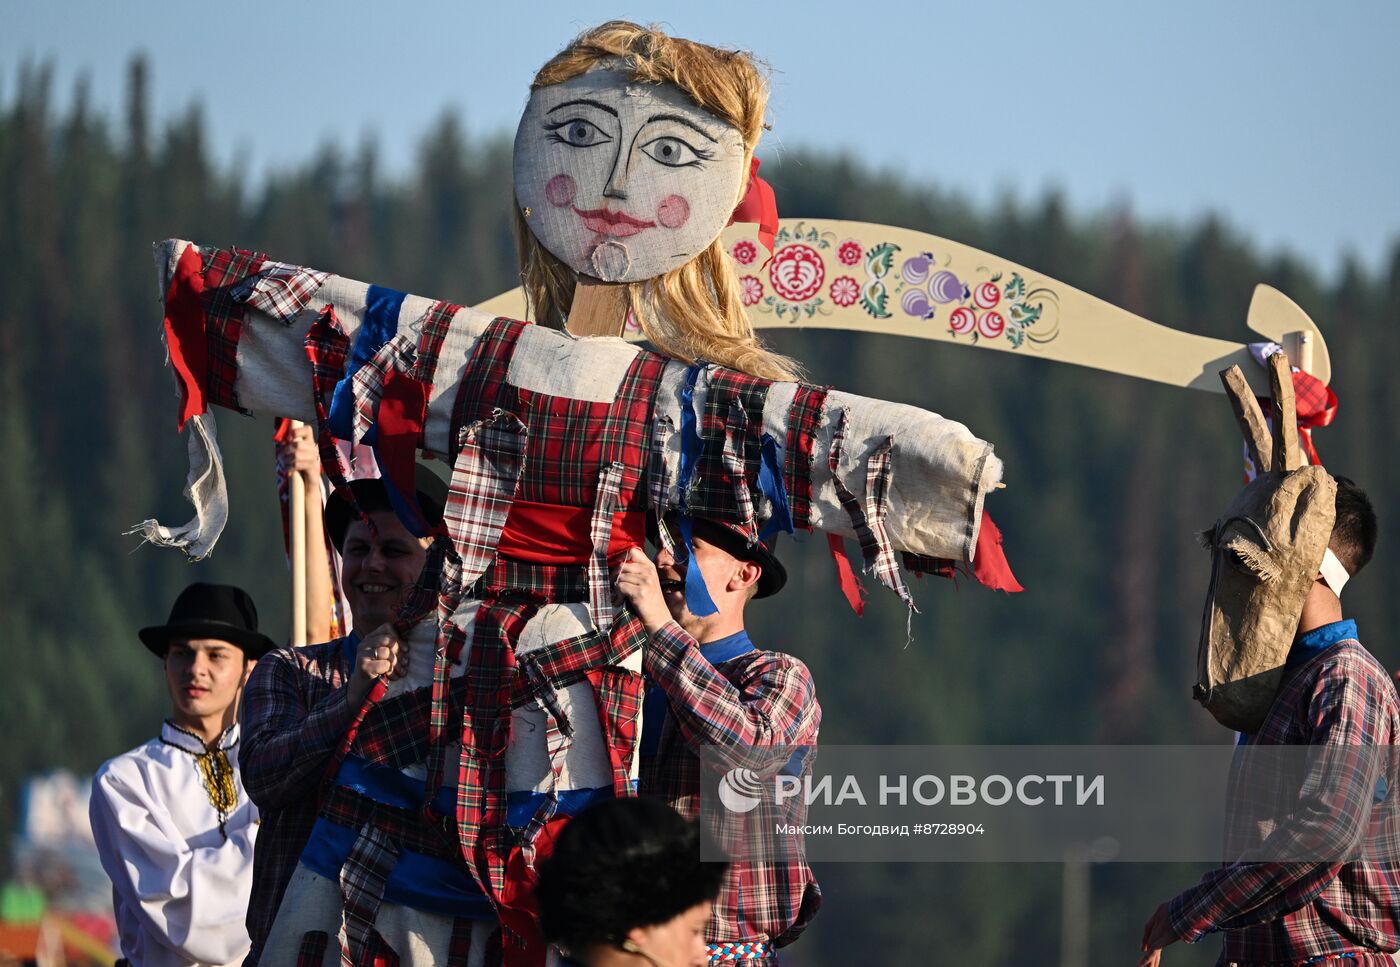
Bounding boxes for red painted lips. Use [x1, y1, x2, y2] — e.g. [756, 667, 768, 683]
[574, 205, 657, 238]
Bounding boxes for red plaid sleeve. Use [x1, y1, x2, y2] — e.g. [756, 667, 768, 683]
[1168, 647, 1396, 942]
[643, 622, 819, 758]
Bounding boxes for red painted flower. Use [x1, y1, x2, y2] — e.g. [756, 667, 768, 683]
[978, 311, 1006, 338]
[769, 244, 825, 302]
[837, 240, 863, 266]
[740, 275, 764, 306]
[949, 306, 978, 335]
[731, 239, 758, 266]
[974, 281, 1001, 309]
[829, 275, 859, 307]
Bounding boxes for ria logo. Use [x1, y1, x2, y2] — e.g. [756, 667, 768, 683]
[718, 768, 767, 813]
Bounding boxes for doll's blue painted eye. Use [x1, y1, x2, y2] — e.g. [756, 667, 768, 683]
[641, 136, 706, 167]
[546, 118, 611, 148]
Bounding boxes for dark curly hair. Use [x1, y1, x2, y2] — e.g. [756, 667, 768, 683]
[535, 798, 728, 954]
[1331, 475, 1378, 576]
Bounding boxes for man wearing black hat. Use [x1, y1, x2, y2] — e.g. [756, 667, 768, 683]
[90, 582, 275, 967]
[614, 515, 822, 965]
[237, 466, 446, 964]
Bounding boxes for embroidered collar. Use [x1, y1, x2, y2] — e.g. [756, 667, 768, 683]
[1287, 618, 1358, 668]
[159, 720, 240, 838]
[160, 719, 238, 755]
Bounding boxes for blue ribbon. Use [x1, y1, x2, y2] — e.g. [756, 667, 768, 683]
[757, 432, 793, 543]
[327, 284, 407, 441]
[372, 446, 431, 537]
[676, 365, 717, 617]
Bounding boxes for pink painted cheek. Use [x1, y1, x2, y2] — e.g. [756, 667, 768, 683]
[545, 174, 577, 208]
[656, 194, 691, 230]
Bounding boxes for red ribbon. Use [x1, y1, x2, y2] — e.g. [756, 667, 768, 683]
[376, 368, 432, 531]
[497, 814, 570, 967]
[495, 500, 648, 566]
[162, 245, 209, 431]
[728, 156, 779, 255]
[971, 510, 1022, 593]
[827, 533, 867, 616]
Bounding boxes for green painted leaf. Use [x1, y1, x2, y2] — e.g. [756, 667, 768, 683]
[864, 242, 898, 278]
[861, 288, 891, 319]
[1006, 325, 1025, 349]
[1004, 273, 1026, 301]
[1009, 301, 1043, 327]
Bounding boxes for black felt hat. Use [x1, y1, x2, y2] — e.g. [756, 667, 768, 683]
[324, 464, 449, 551]
[656, 513, 788, 598]
[138, 582, 277, 659]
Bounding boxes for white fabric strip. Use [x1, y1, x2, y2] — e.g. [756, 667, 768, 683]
[1319, 547, 1350, 597]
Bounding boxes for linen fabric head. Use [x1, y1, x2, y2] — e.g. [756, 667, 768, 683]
[513, 69, 748, 284]
[1194, 352, 1337, 733]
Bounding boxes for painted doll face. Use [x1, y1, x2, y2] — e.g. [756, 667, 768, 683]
[513, 69, 748, 283]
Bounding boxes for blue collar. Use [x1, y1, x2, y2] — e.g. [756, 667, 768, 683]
[1287, 619, 1357, 668]
[698, 629, 755, 665]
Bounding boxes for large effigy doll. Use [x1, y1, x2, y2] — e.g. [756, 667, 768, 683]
[138, 21, 1009, 967]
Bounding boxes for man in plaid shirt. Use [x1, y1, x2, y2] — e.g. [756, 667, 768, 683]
[1141, 479, 1400, 966]
[616, 515, 822, 966]
[239, 469, 445, 964]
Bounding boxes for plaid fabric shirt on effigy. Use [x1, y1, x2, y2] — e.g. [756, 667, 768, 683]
[151, 240, 1007, 965]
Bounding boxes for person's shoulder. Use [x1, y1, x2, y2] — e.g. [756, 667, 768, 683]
[732, 645, 817, 690]
[93, 737, 163, 798]
[257, 636, 350, 674]
[1318, 638, 1392, 690]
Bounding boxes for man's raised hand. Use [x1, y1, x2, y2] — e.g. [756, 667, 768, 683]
[613, 546, 673, 635]
[348, 625, 409, 706]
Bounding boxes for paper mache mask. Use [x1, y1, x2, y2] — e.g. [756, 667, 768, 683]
[513, 68, 748, 284]
[1193, 352, 1337, 733]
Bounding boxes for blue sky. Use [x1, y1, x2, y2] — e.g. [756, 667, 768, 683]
[5, 0, 1397, 279]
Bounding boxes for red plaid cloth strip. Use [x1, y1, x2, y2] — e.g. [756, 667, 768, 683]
[239, 637, 357, 957]
[231, 259, 329, 325]
[455, 599, 540, 903]
[828, 410, 914, 610]
[349, 334, 417, 443]
[304, 306, 363, 501]
[783, 385, 829, 529]
[599, 348, 669, 504]
[640, 621, 822, 948]
[411, 300, 460, 384]
[586, 663, 645, 799]
[587, 462, 625, 634]
[447, 920, 501, 967]
[337, 822, 401, 967]
[445, 411, 527, 587]
[691, 368, 770, 526]
[1168, 639, 1400, 963]
[451, 318, 530, 439]
[199, 245, 267, 412]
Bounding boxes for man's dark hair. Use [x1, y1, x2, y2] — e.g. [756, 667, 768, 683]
[1332, 475, 1377, 576]
[535, 798, 727, 954]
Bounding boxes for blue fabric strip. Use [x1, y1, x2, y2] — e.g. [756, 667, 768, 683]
[372, 445, 431, 537]
[676, 365, 718, 617]
[340, 631, 360, 666]
[757, 433, 793, 543]
[1287, 619, 1358, 668]
[302, 760, 617, 917]
[641, 631, 754, 757]
[328, 284, 407, 440]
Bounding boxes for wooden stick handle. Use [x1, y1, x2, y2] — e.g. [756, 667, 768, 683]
[289, 419, 307, 647]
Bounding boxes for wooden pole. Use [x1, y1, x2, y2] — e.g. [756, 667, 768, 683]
[289, 419, 307, 647]
[565, 277, 629, 337]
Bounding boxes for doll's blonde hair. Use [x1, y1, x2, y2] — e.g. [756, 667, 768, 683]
[514, 20, 801, 381]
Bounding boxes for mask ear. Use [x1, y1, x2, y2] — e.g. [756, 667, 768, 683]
[1267, 351, 1302, 472]
[1219, 365, 1273, 473]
